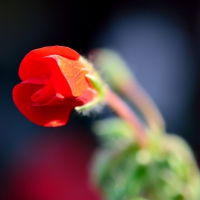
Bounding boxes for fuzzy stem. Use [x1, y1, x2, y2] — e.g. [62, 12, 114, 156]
[105, 87, 148, 147]
[89, 49, 165, 132]
[120, 80, 165, 133]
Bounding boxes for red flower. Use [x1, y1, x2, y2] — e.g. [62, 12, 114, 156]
[12, 46, 98, 127]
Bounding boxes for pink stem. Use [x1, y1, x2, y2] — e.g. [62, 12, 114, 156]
[105, 87, 148, 147]
[120, 80, 165, 132]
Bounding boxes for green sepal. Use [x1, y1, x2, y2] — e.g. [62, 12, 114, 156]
[75, 73, 106, 113]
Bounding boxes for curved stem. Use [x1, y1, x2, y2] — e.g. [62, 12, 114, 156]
[105, 87, 148, 147]
[89, 49, 165, 132]
[120, 80, 165, 133]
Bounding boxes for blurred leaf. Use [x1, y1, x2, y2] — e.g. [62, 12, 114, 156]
[91, 132, 200, 200]
[92, 117, 135, 147]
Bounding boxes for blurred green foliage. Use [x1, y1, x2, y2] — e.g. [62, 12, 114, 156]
[91, 119, 200, 200]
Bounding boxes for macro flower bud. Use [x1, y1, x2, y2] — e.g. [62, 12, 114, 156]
[13, 46, 105, 127]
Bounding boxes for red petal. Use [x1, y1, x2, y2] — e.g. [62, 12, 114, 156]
[12, 82, 73, 127]
[23, 73, 51, 85]
[76, 88, 97, 105]
[49, 57, 73, 98]
[31, 78, 55, 105]
[19, 46, 80, 81]
[49, 55, 90, 97]
[19, 56, 53, 81]
[29, 46, 80, 60]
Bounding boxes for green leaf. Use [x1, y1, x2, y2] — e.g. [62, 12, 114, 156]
[91, 133, 200, 200]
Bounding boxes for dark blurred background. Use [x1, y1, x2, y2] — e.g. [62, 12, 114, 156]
[1, 0, 200, 199]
